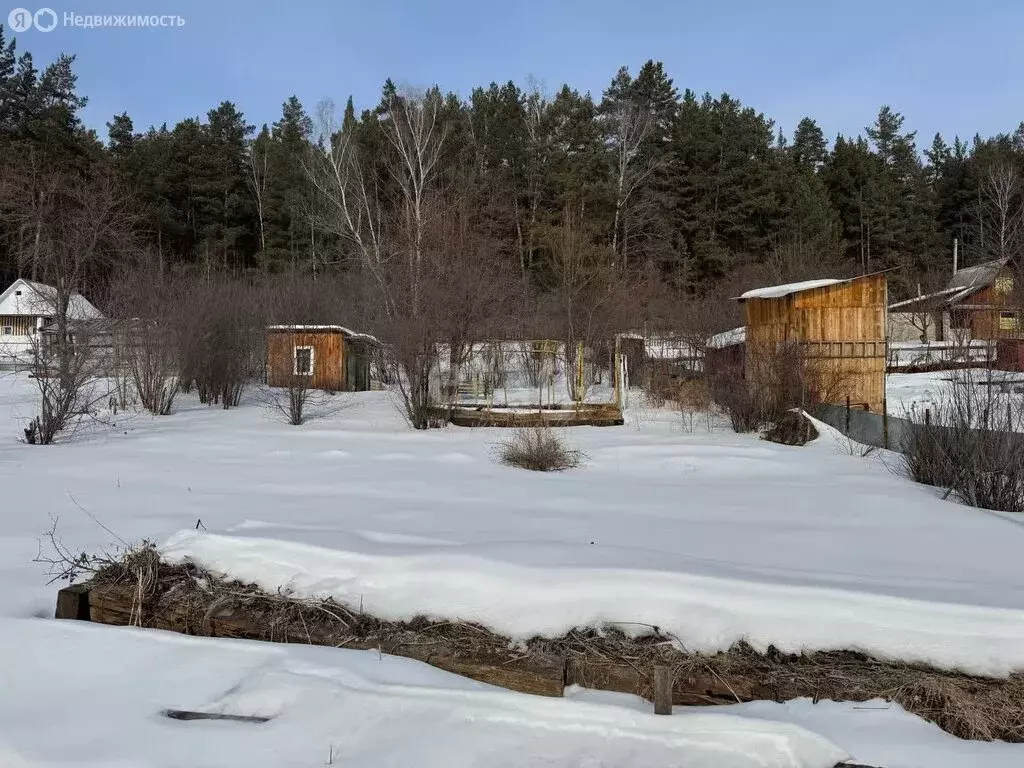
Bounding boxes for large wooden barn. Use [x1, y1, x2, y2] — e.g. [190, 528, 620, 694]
[266, 325, 378, 392]
[738, 272, 888, 412]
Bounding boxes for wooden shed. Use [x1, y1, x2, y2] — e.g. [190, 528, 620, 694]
[738, 272, 888, 412]
[266, 325, 377, 392]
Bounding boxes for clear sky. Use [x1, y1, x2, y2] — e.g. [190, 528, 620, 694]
[7, 0, 1024, 145]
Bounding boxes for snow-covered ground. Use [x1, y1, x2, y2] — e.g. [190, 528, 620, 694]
[1, 618, 850, 768]
[3, 373, 1024, 766]
[887, 369, 1024, 418]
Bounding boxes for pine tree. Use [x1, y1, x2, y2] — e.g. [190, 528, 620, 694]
[668, 91, 777, 285]
[791, 117, 827, 171]
[194, 101, 255, 271]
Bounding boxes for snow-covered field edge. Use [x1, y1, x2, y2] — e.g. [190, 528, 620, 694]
[161, 529, 1024, 679]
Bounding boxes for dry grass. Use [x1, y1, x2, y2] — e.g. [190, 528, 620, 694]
[496, 426, 586, 471]
[78, 553, 1024, 743]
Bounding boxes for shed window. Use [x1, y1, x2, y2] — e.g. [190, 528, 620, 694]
[293, 346, 314, 376]
[999, 312, 1019, 331]
[996, 276, 1014, 295]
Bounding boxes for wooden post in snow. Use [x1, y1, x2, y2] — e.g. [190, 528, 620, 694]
[882, 398, 889, 450]
[653, 665, 673, 715]
[845, 395, 851, 435]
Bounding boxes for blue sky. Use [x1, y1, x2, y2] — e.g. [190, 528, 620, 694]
[7, 0, 1024, 145]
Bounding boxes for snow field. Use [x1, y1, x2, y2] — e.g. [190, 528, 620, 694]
[3, 372, 1024, 765]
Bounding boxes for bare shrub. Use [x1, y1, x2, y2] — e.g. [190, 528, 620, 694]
[900, 371, 1024, 513]
[260, 379, 348, 426]
[496, 426, 586, 472]
[20, 329, 109, 444]
[107, 265, 184, 416]
[177, 277, 266, 409]
[708, 343, 850, 434]
[674, 377, 712, 433]
[707, 357, 762, 433]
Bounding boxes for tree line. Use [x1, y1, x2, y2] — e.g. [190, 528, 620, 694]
[2, 24, 1024, 310]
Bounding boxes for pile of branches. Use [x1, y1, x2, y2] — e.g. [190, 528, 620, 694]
[66, 550, 1024, 743]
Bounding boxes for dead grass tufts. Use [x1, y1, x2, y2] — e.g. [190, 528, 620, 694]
[496, 427, 586, 471]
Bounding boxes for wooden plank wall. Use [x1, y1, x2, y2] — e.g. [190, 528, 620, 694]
[266, 331, 346, 391]
[967, 283, 1024, 341]
[0, 315, 33, 335]
[744, 274, 887, 412]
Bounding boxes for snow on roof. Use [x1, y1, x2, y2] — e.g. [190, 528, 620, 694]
[0, 279, 103, 320]
[707, 326, 745, 348]
[267, 324, 380, 344]
[890, 260, 1011, 311]
[888, 286, 963, 311]
[737, 278, 843, 301]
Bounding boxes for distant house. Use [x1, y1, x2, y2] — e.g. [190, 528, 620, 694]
[887, 259, 1024, 370]
[888, 259, 1021, 344]
[266, 325, 378, 391]
[736, 273, 888, 412]
[0, 279, 104, 367]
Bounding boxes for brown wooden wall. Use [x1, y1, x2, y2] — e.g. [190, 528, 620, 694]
[743, 274, 887, 412]
[964, 275, 1024, 341]
[267, 331, 346, 391]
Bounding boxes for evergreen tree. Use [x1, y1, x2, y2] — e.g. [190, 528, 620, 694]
[791, 117, 827, 171]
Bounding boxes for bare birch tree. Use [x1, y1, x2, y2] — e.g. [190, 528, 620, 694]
[247, 129, 270, 253]
[305, 88, 454, 428]
[977, 162, 1024, 268]
[605, 99, 655, 268]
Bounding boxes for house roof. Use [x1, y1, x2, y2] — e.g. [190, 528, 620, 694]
[888, 259, 1010, 312]
[0, 279, 103, 320]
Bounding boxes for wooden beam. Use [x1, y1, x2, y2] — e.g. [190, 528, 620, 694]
[164, 710, 270, 723]
[55, 583, 91, 620]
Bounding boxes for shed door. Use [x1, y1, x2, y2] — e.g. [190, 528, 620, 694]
[346, 344, 367, 391]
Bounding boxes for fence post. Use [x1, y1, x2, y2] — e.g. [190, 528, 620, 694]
[882, 398, 889, 450]
[925, 408, 931, 427]
[653, 666, 673, 715]
[845, 395, 851, 435]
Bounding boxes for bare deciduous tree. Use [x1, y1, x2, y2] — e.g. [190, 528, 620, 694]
[248, 131, 270, 253]
[4, 171, 134, 444]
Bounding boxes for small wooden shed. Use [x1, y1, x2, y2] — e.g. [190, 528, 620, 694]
[737, 272, 888, 412]
[266, 325, 377, 392]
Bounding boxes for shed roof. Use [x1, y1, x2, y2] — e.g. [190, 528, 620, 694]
[707, 326, 746, 348]
[737, 279, 843, 301]
[267, 324, 380, 345]
[735, 269, 896, 302]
